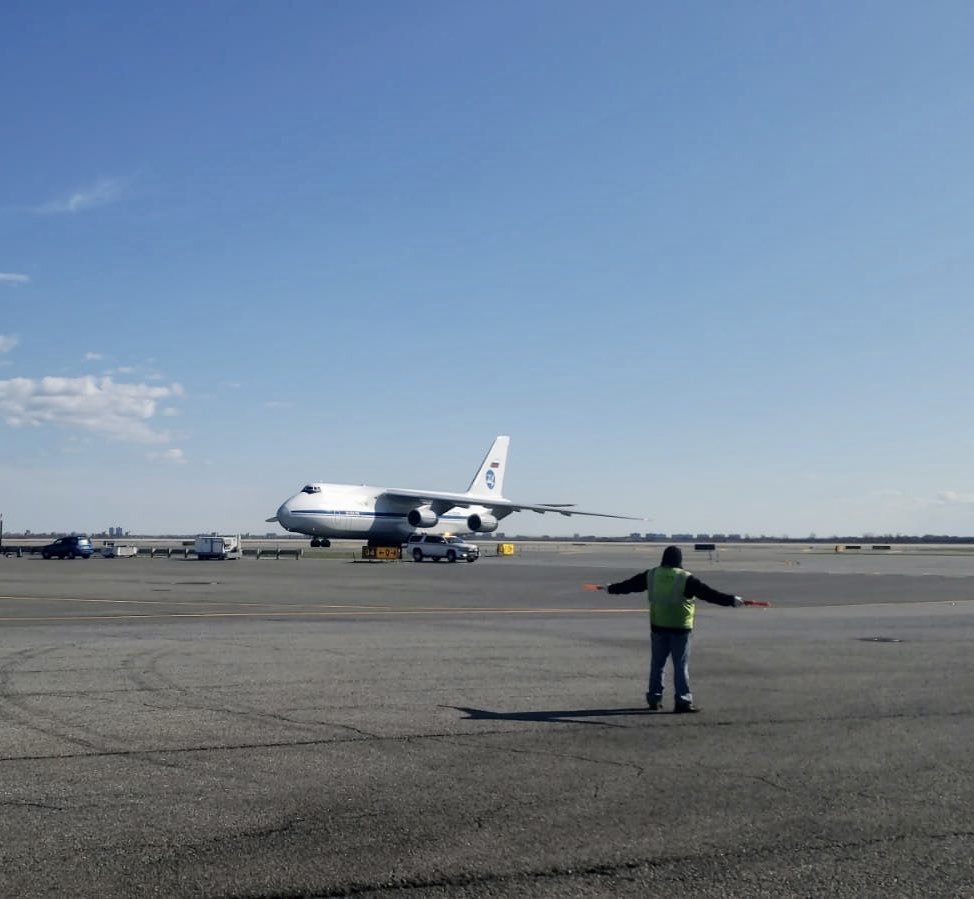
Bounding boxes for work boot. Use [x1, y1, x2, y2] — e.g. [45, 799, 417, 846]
[645, 693, 661, 711]
[674, 702, 699, 714]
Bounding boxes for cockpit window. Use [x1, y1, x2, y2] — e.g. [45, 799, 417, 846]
[301, 484, 321, 494]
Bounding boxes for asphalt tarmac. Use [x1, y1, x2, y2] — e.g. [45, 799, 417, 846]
[1, 544, 972, 897]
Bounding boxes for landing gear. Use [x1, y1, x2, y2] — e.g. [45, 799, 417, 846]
[309, 538, 331, 548]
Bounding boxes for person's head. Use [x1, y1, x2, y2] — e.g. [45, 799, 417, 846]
[661, 545, 683, 568]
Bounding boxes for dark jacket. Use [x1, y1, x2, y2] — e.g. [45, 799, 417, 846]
[606, 568, 737, 633]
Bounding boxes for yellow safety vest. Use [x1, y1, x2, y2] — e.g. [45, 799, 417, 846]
[648, 566, 694, 629]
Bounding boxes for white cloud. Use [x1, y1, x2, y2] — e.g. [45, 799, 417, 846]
[843, 489, 974, 511]
[0, 335, 18, 353]
[936, 491, 974, 505]
[83, 352, 103, 361]
[0, 375, 183, 444]
[148, 448, 187, 465]
[161, 407, 179, 417]
[0, 273, 30, 286]
[35, 176, 130, 214]
[263, 400, 292, 409]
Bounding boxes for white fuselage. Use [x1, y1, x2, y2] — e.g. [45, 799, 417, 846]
[275, 483, 498, 542]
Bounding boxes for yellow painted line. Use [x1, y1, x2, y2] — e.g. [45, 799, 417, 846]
[0, 594, 205, 606]
[0, 607, 640, 623]
[0, 595, 390, 610]
[0, 599, 969, 624]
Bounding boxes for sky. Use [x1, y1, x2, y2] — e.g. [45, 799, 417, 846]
[2, 1, 974, 538]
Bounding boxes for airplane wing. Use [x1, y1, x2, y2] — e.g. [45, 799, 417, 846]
[380, 488, 643, 520]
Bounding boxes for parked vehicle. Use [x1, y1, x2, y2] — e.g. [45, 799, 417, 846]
[403, 534, 480, 563]
[194, 534, 242, 560]
[40, 535, 94, 560]
[100, 542, 138, 558]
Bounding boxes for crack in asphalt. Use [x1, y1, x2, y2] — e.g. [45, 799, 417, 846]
[0, 727, 528, 763]
[217, 828, 974, 897]
[0, 799, 67, 812]
[0, 645, 110, 754]
[748, 772, 796, 794]
[1, 702, 972, 764]
[432, 734, 647, 777]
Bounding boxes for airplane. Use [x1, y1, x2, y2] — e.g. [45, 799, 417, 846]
[268, 435, 642, 547]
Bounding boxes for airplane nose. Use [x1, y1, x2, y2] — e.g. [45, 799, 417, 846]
[276, 502, 291, 527]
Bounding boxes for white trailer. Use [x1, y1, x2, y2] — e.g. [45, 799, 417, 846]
[100, 542, 138, 558]
[194, 535, 242, 560]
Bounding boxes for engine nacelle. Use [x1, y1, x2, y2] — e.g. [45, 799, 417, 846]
[408, 507, 439, 528]
[466, 512, 498, 533]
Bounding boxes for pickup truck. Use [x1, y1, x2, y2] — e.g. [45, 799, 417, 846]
[403, 534, 480, 563]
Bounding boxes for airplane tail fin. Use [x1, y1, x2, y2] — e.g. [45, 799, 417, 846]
[466, 435, 510, 497]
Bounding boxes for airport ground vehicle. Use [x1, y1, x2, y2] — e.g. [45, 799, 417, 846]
[100, 542, 138, 558]
[194, 534, 242, 560]
[40, 535, 94, 559]
[403, 534, 480, 563]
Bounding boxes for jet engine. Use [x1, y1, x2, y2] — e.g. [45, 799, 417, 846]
[408, 507, 439, 528]
[466, 512, 498, 533]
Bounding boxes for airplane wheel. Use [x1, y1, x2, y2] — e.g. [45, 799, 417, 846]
[322, 539, 331, 547]
[310, 538, 321, 548]
[412, 549, 423, 562]
[447, 550, 457, 563]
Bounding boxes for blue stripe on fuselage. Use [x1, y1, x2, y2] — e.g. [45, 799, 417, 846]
[292, 510, 468, 521]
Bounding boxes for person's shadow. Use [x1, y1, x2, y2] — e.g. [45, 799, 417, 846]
[448, 706, 651, 726]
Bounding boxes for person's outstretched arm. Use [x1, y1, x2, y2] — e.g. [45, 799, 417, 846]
[602, 571, 649, 594]
[685, 576, 744, 607]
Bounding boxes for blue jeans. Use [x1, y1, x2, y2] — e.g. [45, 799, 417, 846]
[648, 630, 692, 705]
